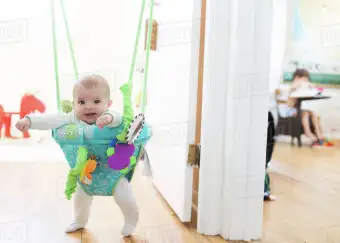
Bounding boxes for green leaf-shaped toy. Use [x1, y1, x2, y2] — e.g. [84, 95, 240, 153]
[116, 83, 134, 143]
[65, 146, 88, 200]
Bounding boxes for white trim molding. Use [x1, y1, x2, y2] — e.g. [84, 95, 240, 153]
[197, 0, 274, 241]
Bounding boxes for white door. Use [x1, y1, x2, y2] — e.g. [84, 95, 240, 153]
[143, 0, 201, 222]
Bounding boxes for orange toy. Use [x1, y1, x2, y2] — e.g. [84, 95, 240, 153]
[80, 156, 99, 185]
[322, 138, 334, 147]
[324, 141, 334, 147]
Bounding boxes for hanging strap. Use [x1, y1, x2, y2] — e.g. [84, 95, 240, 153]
[50, 0, 61, 111]
[60, 0, 79, 80]
[50, 0, 79, 111]
[127, 0, 155, 114]
[51, 0, 155, 113]
[141, 0, 155, 113]
[128, 0, 147, 85]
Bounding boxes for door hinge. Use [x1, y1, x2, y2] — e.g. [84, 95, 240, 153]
[187, 144, 201, 167]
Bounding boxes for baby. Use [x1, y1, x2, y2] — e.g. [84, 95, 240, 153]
[15, 74, 139, 236]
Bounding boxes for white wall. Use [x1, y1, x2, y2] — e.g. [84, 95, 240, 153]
[0, 0, 144, 114]
[285, 0, 340, 63]
[0, 0, 55, 112]
[53, 0, 145, 105]
[0, 0, 149, 140]
[269, 0, 288, 92]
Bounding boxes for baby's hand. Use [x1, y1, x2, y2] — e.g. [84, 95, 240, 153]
[15, 118, 31, 132]
[96, 114, 113, 129]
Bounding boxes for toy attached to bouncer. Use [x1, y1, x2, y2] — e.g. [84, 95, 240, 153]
[106, 84, 145, 174]
[106, 113, 145, 174]
[80, 155, 100, 185]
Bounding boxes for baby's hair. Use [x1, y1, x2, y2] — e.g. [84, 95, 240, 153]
[292, 68, 310, 81]
[73, 74, 111, 98]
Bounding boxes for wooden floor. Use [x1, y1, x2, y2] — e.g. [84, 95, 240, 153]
[0, 159, 224, 243]
[261, 142, 340, 243]
[0, 142, 339, 242]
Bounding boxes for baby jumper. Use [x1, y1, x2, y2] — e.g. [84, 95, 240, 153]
[53, 83, 152, 198]
[52, 122, 151, 196]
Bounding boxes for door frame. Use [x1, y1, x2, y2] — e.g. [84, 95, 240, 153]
[188, 0, 207, 229]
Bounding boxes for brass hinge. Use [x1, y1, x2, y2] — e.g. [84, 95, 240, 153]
[187, 144, 201, 167]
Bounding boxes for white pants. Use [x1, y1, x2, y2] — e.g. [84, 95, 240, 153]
[73, 177, 139, 227]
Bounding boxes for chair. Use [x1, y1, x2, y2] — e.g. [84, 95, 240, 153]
[274, 89, 315, 147]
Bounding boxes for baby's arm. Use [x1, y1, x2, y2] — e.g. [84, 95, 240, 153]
[96, 110, 122, 128]
[16, 112, 74, 131]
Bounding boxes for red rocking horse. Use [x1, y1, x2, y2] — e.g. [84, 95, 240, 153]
[0, 93, 46, 138]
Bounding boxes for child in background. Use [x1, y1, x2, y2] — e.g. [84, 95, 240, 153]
[15, 74, 140, 236]
[288, 69, 334, 147]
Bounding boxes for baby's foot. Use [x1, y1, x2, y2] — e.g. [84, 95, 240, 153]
[121, 223, 136, 237]
[65, 221, 85, 233]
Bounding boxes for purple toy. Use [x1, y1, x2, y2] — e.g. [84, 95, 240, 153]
[107, 143, 135, 170]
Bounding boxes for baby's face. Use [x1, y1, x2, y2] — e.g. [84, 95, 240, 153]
[294, 76, 309, 83]
[73, 85, 112, 124]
